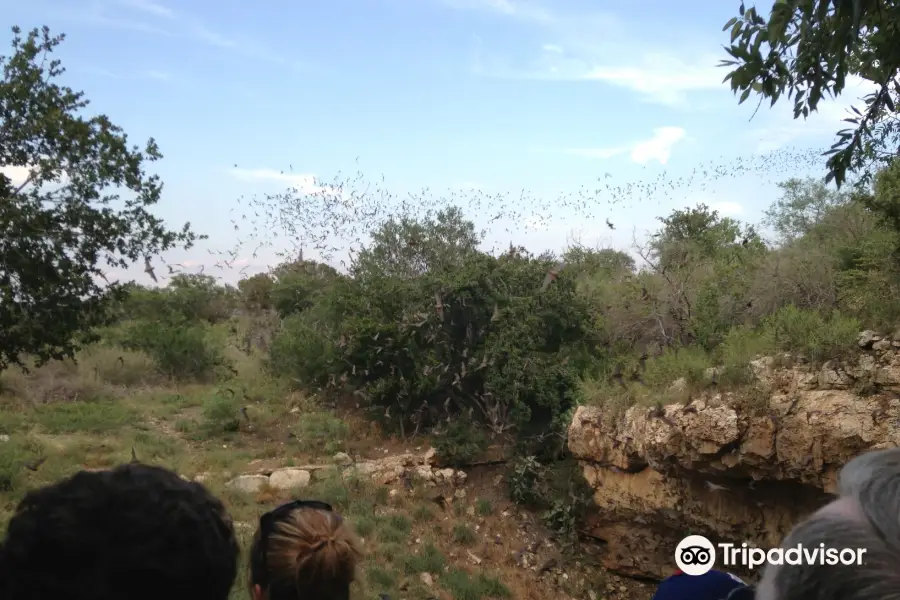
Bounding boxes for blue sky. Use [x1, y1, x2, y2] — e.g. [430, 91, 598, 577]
[1, 0, 876, 284]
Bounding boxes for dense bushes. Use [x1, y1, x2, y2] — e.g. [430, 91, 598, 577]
[269, 221, 593, 442]
[257, 172, 900, 441]
[108, 274, 234, 381]
[12, 166, 900, 457]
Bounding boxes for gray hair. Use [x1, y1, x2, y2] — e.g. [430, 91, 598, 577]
[757, 447, 900, 600]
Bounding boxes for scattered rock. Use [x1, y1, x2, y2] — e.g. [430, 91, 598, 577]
[454, 488, 467, 500]
[225, 474, 269, 494]
[0, 434, 9, 442]
[859, 330, 879, 348]
[332, 452, 353, 466]
[268, 468, 311, 491]
[420, 572, 434, 587]
[874, 339, 892, 352]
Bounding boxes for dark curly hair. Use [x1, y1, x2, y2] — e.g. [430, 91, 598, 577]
[0, 463, 239, 600]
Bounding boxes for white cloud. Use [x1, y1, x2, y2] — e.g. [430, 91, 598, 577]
[582, 54, 724, 105]
[562, 126, 687, 165]
[452, 0, 725, 106]
[231, 167, 325, 194]
[119, 0, 174, 19]
[0, 164, 70, 188]
[0, 165, 33, 187]
[441, 0, 553, 22]
[746, 75, 880, 153]
[630, 127, 686, 164]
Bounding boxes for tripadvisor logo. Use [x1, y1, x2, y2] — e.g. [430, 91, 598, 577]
[675, 535, 868, 575]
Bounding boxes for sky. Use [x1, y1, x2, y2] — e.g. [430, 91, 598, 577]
[0, 0, 878, 285]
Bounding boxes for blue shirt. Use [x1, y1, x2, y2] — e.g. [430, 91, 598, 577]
[651, 570, 748, 600]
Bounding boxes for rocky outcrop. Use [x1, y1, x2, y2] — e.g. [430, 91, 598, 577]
[221, 449, 467, 493]
[568, 331, 900, 580]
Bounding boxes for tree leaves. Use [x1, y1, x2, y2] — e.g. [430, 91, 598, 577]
[0, 26, 199, 369]
[719, 0, 900, 186]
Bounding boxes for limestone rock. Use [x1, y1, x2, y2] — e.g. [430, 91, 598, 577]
[225, 474, 269, 494]
[268, 468, 311, 491]
[568, 332, 900, 579]
[332, 452, 353, 466]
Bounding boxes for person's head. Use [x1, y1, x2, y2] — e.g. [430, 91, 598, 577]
[651, 569, 749, 600]
[0, 463, 239, 600]
[757, 447, 900, 600]
[249, 500, 362, 600]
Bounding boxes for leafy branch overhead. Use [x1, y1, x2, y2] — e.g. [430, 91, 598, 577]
[0, 26, 201, 370]
[720, 0, 900, 186]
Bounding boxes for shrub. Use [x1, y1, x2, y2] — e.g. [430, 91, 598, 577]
[321, 240, 591, 440]
[642, 345, 711, 389]
[294, 411, 349, 455]
[201, 390, 243, 434]
[119, 275, 236, 325]
[764, 305, 860, 362]
[433, 420, 488, 466]
[266, 311, 337, 387]
[123, 320, 229, 381]
[506, 455, 544, 506]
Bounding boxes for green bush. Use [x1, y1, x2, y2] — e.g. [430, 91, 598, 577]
[322, 243, 591, 440]
[506, 455, 544, 506]
[266, 311, 337, 387]
[433, 420, 488, 466]
[201, 390, 243, 434]
[123, 320, 229, 381]
[642, 345, 711, 389]
[118, 275, 236, 325]
[764, 305, 860, 362]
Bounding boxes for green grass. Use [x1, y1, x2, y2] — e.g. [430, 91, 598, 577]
[442, 568, 511, 600]
[475, 498, 493, 516]
[33, 400, 138, 434]
[452, 523, 477, 546]
[402, 542, 446, 574]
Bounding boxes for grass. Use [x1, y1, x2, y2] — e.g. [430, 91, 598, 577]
[452, 523, 477, 546]
[0, 330, 636, 600]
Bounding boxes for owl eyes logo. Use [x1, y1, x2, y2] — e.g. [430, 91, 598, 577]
[675, 535, 716, 575]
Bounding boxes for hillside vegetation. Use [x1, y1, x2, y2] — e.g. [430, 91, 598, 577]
[4, 17, 900, 600]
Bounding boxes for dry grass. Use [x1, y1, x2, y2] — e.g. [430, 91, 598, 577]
[0, 334, 651, 600]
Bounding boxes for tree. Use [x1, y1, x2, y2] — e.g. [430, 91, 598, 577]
[764, 177, 851, 243]
[0, 26, 200, 369]
[720, 0, 900, 185]
[352, 206, 483, 280]
[650, 204, 764, 270]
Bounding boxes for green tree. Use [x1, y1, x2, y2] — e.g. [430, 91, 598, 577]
[270, 258, 342, 317]
[0, 26, 200, 369]
[237, 272, 275, 310]
[352, 206, 483, 280]
[764, 177, 851, 243]
[720, 0, 900, 185]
